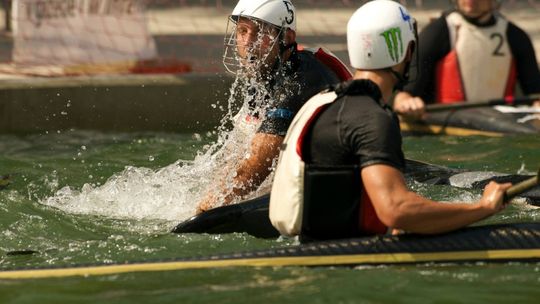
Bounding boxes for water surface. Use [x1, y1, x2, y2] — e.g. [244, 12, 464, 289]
[1, 131, 539, 303]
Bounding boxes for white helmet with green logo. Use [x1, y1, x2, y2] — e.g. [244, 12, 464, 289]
[230, 0, 296, 31]
[347, 0, 417, 70]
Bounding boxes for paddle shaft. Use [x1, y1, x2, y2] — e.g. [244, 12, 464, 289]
[505, 168, 540, 201]
[426, 96, 540, 113]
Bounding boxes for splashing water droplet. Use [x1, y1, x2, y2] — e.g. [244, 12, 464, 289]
[41, 58, 293, 225]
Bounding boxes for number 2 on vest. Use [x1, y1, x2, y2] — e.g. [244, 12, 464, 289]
[490, 33, 505, 56]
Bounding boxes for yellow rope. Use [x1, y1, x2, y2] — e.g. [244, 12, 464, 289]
[2, 249, 539, 280]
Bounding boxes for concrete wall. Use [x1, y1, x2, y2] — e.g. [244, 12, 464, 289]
[0, 73, 233, 134]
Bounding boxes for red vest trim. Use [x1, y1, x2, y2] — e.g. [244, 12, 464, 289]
[312, 48, 353, 82]
[435, 51, 517, 103]
[296, 104, 328, 159]
[504, 59, 517, 99]
[298, 45, 353, 82]
[359, 184, 387, 235]
[435, 50, 465, 104]
[435, 13, 518, 104]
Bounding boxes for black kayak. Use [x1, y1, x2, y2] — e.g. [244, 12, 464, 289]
[172, 159, 540, 238]
[3, 222, 540, 279]
[400, 107, 540, 136]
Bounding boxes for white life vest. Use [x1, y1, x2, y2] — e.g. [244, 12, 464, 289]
[269, 90, 337, 236]
[436, 12, 516, 103]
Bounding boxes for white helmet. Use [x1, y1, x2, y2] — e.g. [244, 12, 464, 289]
[230, 0, 296, 31]
[347, 0, 417, 70]
[223, 0, 296, 74]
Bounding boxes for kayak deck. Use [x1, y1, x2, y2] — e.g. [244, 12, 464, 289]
[172, 159, 540, 238]
[2, 223, 540, 279]
[400, 108, 540, 136]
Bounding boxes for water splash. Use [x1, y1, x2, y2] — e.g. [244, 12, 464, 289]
[41, 57, 291, 224]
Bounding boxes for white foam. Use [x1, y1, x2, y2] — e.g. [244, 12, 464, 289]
[41, 60, 291, 223]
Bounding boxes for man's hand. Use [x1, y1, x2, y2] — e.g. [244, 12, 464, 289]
[195, 188, 238, 214]
[361, 164, 513, 234]
[393, 92, 426, 119]
[194, 133, 283, 215]
[195, 193, 217, 214]
[478, 181, 513, 214]
[533, 100, 540, 108]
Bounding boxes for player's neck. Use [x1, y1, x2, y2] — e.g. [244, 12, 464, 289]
[353, 70, 395, 104]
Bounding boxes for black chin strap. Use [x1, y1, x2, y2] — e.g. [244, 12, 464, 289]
[387, 67, 409, 92]
[278, 30, 296, 58]
[270, 30, 296, 75]
[391, 70, 406, 91]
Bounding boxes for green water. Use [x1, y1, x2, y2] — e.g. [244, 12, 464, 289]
[1, 131, 540, 303]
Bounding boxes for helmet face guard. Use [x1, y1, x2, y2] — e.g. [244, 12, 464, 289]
[223, 0, 295, 75]
[223, 16, 285, 75]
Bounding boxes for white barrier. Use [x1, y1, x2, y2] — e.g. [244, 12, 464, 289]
[12, 0, 157, 66]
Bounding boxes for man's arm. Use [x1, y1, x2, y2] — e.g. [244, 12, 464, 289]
[392, 91, 426, 119]
[508, 22, 540, 96]
[507, 23, 540, 106]
[196, 133, 282, 213]
[393, 14, 451, 118]
[402, 14, 451, 103]
[361, 164, 511, 234]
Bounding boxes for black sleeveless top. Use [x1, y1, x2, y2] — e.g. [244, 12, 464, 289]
[304, 79, 405, 170]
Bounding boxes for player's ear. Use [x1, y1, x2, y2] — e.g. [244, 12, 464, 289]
[284, 29, 296, 45]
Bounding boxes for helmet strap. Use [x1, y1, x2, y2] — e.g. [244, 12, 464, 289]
[278, 29, 295, 57]
[270, 30, 295, 74]
[254, 27, 293, 79]
[391, 69, 406, 92]
[386, 55, 412, 92]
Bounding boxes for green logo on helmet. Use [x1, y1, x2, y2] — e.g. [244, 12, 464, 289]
[380, 27, 403, 63]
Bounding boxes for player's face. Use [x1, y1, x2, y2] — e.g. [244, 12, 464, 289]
[235, 17, 280, 71]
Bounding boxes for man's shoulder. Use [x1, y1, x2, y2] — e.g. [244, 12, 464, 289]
[332, 94, 390, 121]
[296, 49, 318, 64]
[295, 50, 340, 83]
[506, 19, 530, 39]
[303, 89, 338, 108]
[331, 95, 400, 149]
[296, 50, 329, 72]
[419, 10, 451, 36]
